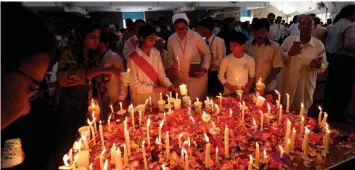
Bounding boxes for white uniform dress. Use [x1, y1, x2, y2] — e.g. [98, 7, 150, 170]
[280, 35, 328, 114]
[167, 29, 211, 100]
[127, 47, 173, 106]
[101, 49, 128, 103]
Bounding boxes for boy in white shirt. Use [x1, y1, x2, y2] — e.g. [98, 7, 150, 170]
[218, 32, 255, 95]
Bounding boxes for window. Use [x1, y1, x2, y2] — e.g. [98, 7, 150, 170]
[240, 10, 251, 22]
[122, 12, 145, 28]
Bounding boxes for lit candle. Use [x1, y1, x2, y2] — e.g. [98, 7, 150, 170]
[302, 127, 310, 159]
[110, 143, 116, 164]
[176, 57, 181, 70]
[99, 148, 106, 170]
[224, 125, 229, 158]
[149, 96, 152, 107]
[275, 90, 281, 109]
[179, 84, 187, 96]
[99, 121, 105, 148]
[284, 120, 291, 146]
[286, 94, 290, 113]
[160, 92, 162, 101]
[165, 131, 170, 159]
[290, 128, 296, 152]
[322, 112, 328, 131]
[139, 110, 142, 126]
[93, 112, 98, 133]
[107, 114, 112, 132]
[189, 116, 195, 124]
[248, 155, 253, 170]
[129, 105, 135, 129]
[181, 147, 186, 164]
[253, 118, 257, 131]
[255, 142, 260, 165]
[146, 119, 151, 145]
[115, 147, 123, 170]
[159, 120, 164, 143]
[58, 154, 71, 169]
[103, 159, 108, 170]
[124, 126, 131, 155]
[87, 119, 96, 145]
[323, 125, 331, 154]
[123, 144, 128, 165]
[218, 93, 223, 108]
[215, 104, 220, 114]
[267, 103, 271, 116]
[300, 103, 304, 117]
[278, 104, 283, 124]
[185, 151, 189, 170]
[110, 104, 114, 119]
[285, 138, 291, 155]
[204, 133, 211, 168]
[300, 116, 305, 136]
[179, 133, 183, 148]
[229, 108, 233, 118]
[170, 91, 172, 99]
[255, 96, 265, 107]
[142, 140, 148, 170]
[263, 150, 268, 163]
[318, 106, 322, 125]
[260, 110, 264, 131]
[119, 102, 123, 111]
[215, 147, 219, 164]
[256, 77, 265, 94]
[89, 163, 93, 170]
[279, 145, 284, 158]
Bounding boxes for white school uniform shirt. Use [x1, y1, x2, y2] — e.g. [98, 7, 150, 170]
[167, 29, 211, 100]
[207, 34, 226, 72]
[218, 53, 255, 95]
[127, 47, 172, 106]
[280, 35, 328, 114]
[286, 23, 299, 36]
[269, 23, 285, 41]
[101, 49, 128, 102]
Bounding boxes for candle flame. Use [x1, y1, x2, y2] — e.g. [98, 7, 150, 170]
[214, 104, 219, 109]
[318, 106, 322, 111]
[256, 142, 259, 147]
[117, 147, 121, 153]
[101, 148, 106, 156]
[99, 120, 102, 125]
[182, 148, 187, 155]
[286, 93, 289, 97]
[142, 139, 145, 147]
[293, 127, 296, 132]
[89, 163, 93, 169]
[196, 98, 199, 102]
[287, 138, 291, 144]
[274, 90, 280, 95]
[91, 99, 94, 107]
[189, 116, 195, 123]
[207, 97, 210, 101]
[147, 118, 151, 128]
[87, 118, 92, 126]
[155, 137, 160, 144]
[108, 114, 112, 120]
[249, 154, 253, 161]
[103, 159, 108, 170]
[305, 127, 310, 132]
[166, 94, 169, 98]
[253, 118, 256, 126]
[279, 145, 284, 153]
[112, 143, 116, 149]
[211, 121, 216, 127]
[225, 125, 228, 129]
[216, 147, 218, 153]
[179, 133, 183, 138]
[301, 103, 304, 107]
[204, 133, 209, 143]
[229, 109, 233, 117]
[63, 154, 70, 166]
[301, 116, 305, 121]
[267, 103, 271, 110]
[159, 120, 165, 128]
[264, 150, 267, 157]
[259, 110, 263, 114]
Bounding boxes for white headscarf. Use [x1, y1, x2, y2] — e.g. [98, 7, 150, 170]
[172, 13, 189, 25]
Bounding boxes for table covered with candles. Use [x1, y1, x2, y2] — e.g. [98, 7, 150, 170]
[61, 90, 355, 170]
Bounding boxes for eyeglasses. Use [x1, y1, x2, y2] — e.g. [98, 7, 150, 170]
[15, 69, 48, 101]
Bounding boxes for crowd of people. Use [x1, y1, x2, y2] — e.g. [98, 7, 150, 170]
[1, 2, 355, 169]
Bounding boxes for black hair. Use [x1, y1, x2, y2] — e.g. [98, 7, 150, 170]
[77, 19, 100, 42]
[120, 28, 125, 33]
[197, 17, 214, 31]
[309, 13, 316, 17]
[339, 4, 355, 19]
[252, 18, 270, 31]
[314, 17, 321, 25]
[134, 19, 146, 26]
[277, 16, 282, 19]
[137, 24, 157, 41]
[333, 14, 341, 24]
[2, 2, 55, 74]
[267, 13, 275, 18]
[174, 18, 188, 26]
[100, 33, 110, 44]
[292, 15, 298, 23]
[229, 31, 247, 45]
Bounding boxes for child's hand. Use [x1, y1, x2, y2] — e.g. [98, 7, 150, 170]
[310, 59, 322, 69]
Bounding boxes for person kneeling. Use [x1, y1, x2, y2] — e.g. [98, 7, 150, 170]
[127, 24, 179, 106]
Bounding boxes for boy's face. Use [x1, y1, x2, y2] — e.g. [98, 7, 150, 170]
[230, 42, 245, 54]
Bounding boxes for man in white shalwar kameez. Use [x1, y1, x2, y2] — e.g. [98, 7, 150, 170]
[280, 15, 328, 114]
[167, 13, 211, 100]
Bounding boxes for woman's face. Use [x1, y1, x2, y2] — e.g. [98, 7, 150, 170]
[2, 52, 49, 129]
[84, 29, 101, 50]
[174, 22, 188, 38]
[140, 34, 157, 49]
